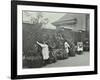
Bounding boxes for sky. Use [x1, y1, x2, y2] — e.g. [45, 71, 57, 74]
[23, 11, 66, 24]
[22, 11, 89, 31]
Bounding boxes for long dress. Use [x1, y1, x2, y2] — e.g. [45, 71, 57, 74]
[37, 42, 49, 60]
[64, 42, 70, 53]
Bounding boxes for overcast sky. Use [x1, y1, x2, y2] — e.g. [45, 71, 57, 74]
[23, 11, 66, 23]
[22, 11, 89, 31]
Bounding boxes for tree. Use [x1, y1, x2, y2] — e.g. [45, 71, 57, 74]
[36, 12, 43, 24]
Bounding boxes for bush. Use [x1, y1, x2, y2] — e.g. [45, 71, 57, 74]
[49, 50, 57, 64]
[69, 47, 76, 57]
[53, 49, 68, 60]
[23, 55, 44, 68]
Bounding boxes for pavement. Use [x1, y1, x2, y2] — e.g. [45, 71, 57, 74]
[44, 51, 90, 68]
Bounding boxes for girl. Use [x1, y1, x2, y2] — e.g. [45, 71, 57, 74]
[37, 41, 50, 65]
[64, 41, 70, 54]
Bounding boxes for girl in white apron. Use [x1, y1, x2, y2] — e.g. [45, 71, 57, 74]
[64, 41, 70, 54]
[37, 41, 49, 65]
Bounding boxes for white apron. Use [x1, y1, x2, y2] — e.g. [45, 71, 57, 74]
[37, 42, 49, 60]
[41, 44, 49, 60]
[64, 42, 70, 53]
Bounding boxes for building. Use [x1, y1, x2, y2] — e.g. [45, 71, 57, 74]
[52, 13, 90, 44]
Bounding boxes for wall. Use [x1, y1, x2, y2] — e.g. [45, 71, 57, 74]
[74, 14, 87, 31]
[0, 0, 99, 80]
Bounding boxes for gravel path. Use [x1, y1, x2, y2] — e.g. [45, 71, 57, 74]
[45, 52, 90, 68]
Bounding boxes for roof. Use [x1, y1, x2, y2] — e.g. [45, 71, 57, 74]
[41, 23, 56, 30]
[52, 13, 77, 26]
